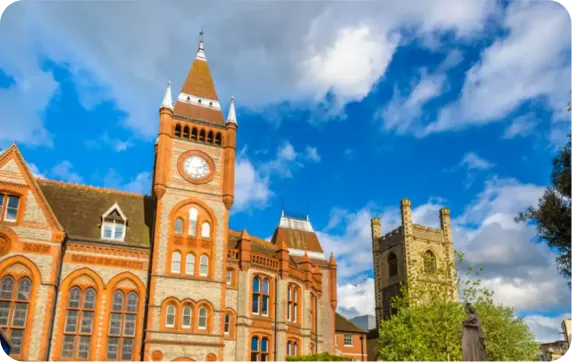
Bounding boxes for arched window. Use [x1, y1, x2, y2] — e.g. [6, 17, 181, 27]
[165, 305, 176, 328]
[262, 279, 270, 316]
[287, 340, 298, 356]
[185, 253, 195, 276]
[183, 126, 190, 139]
[423, 250, 437, 274]
[215, 133, 222, 146]
[191, 128, 198, 141]
[199, 255, 208, 276]
[174, 218, 184, 235]
[224, 313, 231, 335]
[106, 291, 138, 360]
[251, 336, 270, 361]
[0, 276, 30, 356]
[252, 277, 270, 316]
[62, 286, 95, 360]
[207, 131, 214, 144]
[188, 208, 198, 237]
[388, 252, 398, 277]
[182, 305, 192, 329]
[174, 124, 181, 138]
[198, 307, 207, 330]
[287, 285, 299, 323]
[199, 129, 206, 142]
[201, 222, 211, 239]
[171, 252, 181, 273]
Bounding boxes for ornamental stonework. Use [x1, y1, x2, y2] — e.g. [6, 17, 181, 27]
[70, 254, 147, 270]
[0, 236, 11, 257]
[23, 242, 51, 254]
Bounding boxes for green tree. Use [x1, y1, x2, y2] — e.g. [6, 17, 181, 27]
[378, 252, 540, 361]
[285, 352, 350, 361]
[516, 133, 571, 286]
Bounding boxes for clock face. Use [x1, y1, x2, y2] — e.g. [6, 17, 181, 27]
[183, 155, 210, 179]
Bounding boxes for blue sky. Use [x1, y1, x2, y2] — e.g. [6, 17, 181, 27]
[0, 0, 570, 342]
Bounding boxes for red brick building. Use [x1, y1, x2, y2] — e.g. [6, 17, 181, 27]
[0, 35, 337, 361]
[334, 313, 367, 361]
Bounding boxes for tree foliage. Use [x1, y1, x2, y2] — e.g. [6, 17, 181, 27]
[516, 133, 571, 285]
[285, 352, 350, 361]
[378, 252, 540, 361]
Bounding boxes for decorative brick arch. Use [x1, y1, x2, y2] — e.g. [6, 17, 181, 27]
[0, 255, 41, 360]
[0, 226, 18, 256]
[172, 357, 196, 361]
[100, 272, 146, 360]
[205, 353, 217, 361]
[52, 268, 105, 361]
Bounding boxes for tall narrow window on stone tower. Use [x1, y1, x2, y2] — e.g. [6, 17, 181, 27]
[201, 222, 211, 239]
[185, 253, 195, 275]
[62, 286, 95, 360]
[188, 208, 198, 237]
[261, 279, 270, 316]
[388, 252, 398, 277]
[106, 291, 138, 361]
[252, 277, 260, 314]
[423, 250, 437, 274]
[199, 254, 208, 276]
[0, 275, 31, 356]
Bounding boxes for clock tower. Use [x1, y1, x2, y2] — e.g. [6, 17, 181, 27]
[145, 32, 237, 361]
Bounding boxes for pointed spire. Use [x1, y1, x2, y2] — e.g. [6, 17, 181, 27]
[196, 29, 206, 61]
[160, 81, 173, 110]
[226, 96, 238, 125]
[329, 252, 337, 267]
[277, 238, 288, 251]
[240, 228, 251, 240]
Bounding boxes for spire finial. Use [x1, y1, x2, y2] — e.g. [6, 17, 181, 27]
[196, 29, 206, 61]
[226, 96, 238, 124]
[160, 80, 173, 110]
[199, 28, 204, 50]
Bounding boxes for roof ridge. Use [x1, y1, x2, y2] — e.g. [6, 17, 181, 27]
[228, 229, 276, 249]
[336, 312, 367, 332]
[36, 178, 148, 198]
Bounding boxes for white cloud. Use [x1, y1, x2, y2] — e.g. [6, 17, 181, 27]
[0, 0, 499, 145]
[503, 113, 537, 139]
[27, 162, 45, 178]
[377, 50, 462, 134]
[460, 152, 494, 170]
[304, 146, 321, 162]
[424, 1, 570, 137]
[85, 133, 132, 152]
[523, 314, 571, 343]
[103, 168, 151, 194]
[233, 152, 272, 212]
[234, 142, 321, 212]
[50, 161, 83, 183]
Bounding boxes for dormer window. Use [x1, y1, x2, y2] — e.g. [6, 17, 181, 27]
[101, 203, 127, 242]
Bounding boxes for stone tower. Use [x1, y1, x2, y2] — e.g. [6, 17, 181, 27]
[145, 32, 238, 360]
[370, 198, 457, 328]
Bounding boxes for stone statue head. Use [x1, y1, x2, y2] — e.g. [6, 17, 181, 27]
[465, 302, 476, 314]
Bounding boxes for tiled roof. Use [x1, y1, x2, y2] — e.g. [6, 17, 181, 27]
[37, 179, 153, 247]
[227, 229, 276, 257]
[335, 313, 367, 333]
[173, 103, 225, 125]
[180, 57, 219, 101]
[271, 227, 324, 253]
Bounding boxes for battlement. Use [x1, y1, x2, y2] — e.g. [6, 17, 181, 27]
[412, 224, 442, 234]
[380, 226, 403, 241]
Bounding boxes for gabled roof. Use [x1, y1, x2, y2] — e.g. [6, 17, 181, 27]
[227, 229, 276, 257]
[271, 214, 324, 255]
[335, 313, 367, 333]
[37, 179, 153, 247]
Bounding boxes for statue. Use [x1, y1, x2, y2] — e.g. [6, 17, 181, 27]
[462, 303, 488, 361]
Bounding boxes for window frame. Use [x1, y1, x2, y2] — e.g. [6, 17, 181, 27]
[61, 285, 96, 360]
[0, 274, 32, 358]
[199, 254, 209, 277]
[100, 204, 127, 242]
[106, 290, 139, 361]
[165, 304, 176, 328]
[388, 252, 398, 278]
[0, 193, 21, 223]
[197, 306, 208, 330]
[171, 251, 182, 274]
[344, 333, 353, 347]
[251, 275, 272, 317]
[250, 335, 271, 361]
